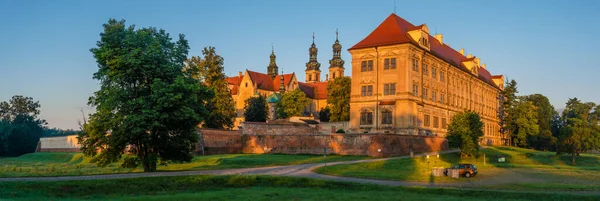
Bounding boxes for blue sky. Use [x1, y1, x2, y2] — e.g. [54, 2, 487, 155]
[1, 0, 598, 129]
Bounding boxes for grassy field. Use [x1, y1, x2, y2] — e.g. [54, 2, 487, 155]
[0, 152, 366, 177]
[315, 147, 600, 191]
[0, 175, 596, 201]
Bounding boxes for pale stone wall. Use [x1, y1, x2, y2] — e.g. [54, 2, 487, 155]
[317, 121, 350, 134]
[39, 135, 80, 152]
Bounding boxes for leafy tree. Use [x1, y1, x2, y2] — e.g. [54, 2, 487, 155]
[319, 107, 330, 122]
[510, 100, 539, 147]
[0, 95, 45, 156]
[446, 111, 484, 158]
[326, 77, 351, 121]
[184, 56, 206, 83]
[79, 19, 211, 172]
[522, 94, 557, 150]
[244, 95, 268, 122]
[196, 47, 236, 129]
[0, 95, 42, 120]
[276, 89, 311, 118]
[499, 79, 518, 146]
[557, 98, 600, 164]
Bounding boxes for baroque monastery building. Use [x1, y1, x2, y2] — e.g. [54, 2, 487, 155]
[226, 33, 345, 128]
[348, 14, 505, 146]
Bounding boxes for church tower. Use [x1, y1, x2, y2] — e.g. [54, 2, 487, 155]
[267, 46, 279, 78]
[329, 29, 345, 80]
[305, 33, 321, 83]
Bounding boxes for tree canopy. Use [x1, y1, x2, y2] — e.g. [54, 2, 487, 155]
[79, 19, 211, 172]
[326, 77, 351, 121]
[446, 111, 484, 158]
[510, 100, 539, 147]
[197, 47, 236, 129]
[499, 79, 518, 145]
[0, 95, 45, 156]
[276, 89, 311, 118]
[244, 95, 268, 122]
[557, 98, 600, 164]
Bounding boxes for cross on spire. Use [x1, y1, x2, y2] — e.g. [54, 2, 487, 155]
[312, 32, 315, 44]
[335, 29, 339, 41]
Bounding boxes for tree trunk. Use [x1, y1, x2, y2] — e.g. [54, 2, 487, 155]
[571, 152, 575, 165]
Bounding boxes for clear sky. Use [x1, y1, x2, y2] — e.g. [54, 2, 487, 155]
[1, 0, 599, 129]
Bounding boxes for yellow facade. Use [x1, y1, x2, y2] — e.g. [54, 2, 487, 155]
[348, 14, 505, 146]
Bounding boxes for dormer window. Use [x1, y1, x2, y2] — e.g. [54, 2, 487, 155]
[419, 38, 429, 47]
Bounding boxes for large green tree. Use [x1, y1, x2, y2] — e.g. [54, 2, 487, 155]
[244, 95, 268, 122]
[446, 111, 484, 158]
[0, 95, 45, 156]
[499, 79, 518, 146]
[326, 77, 351, 121]
[79, 19, 211, 172]
[276, 89, 311, 118]
[522, 94, 558, 150]
[195, 47, 236, 129]
[510, 100, 539, 147]
[557, 98, 600, 165]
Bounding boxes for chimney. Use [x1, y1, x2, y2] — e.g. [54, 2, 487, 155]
[238, 71, 243, 77]
[459, 48, 465, 56]
[467, 54, 472, 58]
[482, 64, 486, 69]
[434, 34, 443, 45]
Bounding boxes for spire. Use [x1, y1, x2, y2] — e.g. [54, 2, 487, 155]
[267, 45, 279, 78]
[306, 33, 321, 71]
[279, 69, 285, 94]
[329, 29, 345, 69]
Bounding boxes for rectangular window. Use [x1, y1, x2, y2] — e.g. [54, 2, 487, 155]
[424, 114, 430, 127]
[432, 68, 437, 79]
[412, 59, 419, 72]
[361, 61, 367, 72]
[382, 110, 393, 124]
[423, 88, 428, 99]
[384, 58, 396, 70]
[423, 63, 428, 76]
[440, 94, 445, 104]
[412, 84, 419, 96]
[433, 116, 439, 128]
[360, 111, 373, 125]
[440, 71, 445, 82]
[384, 83, 396, 95]
[442, 118, 447, 129]
[368, 60, 374, 71]
[432, 91, 436, 102]
[361, 85, 373, 96]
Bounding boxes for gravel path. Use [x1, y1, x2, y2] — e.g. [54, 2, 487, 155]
[1, 150, 598, 195]
[0, 150, 456, 183]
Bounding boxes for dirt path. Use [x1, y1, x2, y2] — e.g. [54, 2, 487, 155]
[1, 150, 598, 195]
[0, 150, 456, 182]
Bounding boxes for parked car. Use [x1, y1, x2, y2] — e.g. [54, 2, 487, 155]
[444, 163, 478, 178]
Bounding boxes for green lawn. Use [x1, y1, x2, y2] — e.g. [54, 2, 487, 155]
[0, 152, 366, 177]
[314, 147, 600, 191]
[0, 175, 595, 201]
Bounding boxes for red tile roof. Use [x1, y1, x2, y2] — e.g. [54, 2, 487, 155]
[350, 14, 414, 50]
[273, 73, 295, 91]
[225, 76, 242, 95]
[247, 70, 275, 91]
[306, 82, 328, 100]
[349, 13, 502, 89]
[298, 82, 315, 99]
